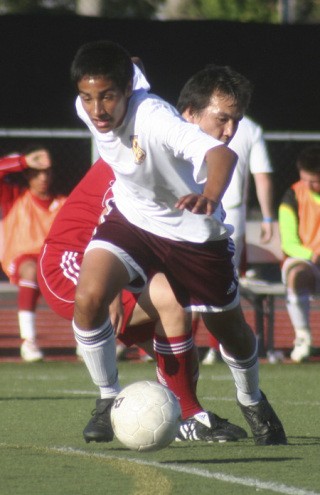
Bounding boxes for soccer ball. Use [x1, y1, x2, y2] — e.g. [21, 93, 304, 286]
[110, 380, 181, 452]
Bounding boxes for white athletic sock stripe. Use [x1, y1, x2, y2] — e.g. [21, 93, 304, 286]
[73, 319, 114, 348]
[154, 341, 193, 353]
[154, 337, 193, 355]
[222, 355, 258, 370]
[156, 367, 168, 387]
[18, 279, 39, 290]
[220, 342, 258, 369]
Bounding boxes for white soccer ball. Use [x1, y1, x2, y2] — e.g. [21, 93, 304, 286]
[111, 380, 182, 452]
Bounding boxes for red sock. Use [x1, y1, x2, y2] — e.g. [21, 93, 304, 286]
[207, 333, 219, 349]
[191, 345, 199, 394]
[154, 332, 202, 420]
[18, 281, 40, 311]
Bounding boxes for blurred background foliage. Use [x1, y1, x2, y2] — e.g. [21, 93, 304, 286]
[0, 0, 320, 23]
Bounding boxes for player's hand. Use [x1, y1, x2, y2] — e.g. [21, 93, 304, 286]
[260, 222, 273, 244]
[109, 293, 124, 336]
[175, 194, 218, 215]
[311, 252, 320, 265]
[25, 149, 51, 170]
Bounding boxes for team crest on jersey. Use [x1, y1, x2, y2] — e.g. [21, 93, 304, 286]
[130, 135, 146, 164]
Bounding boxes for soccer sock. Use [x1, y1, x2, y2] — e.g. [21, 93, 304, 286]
[17, 282, 40, 341]
[72, 318, 121, 399]
[156, 344, 200, 394]
[18, 310, 37, 341]
[18, 280, 40, 311]
[191, 345, 200, 394]
[154, 332, 202, 420]
[286, 288, 310, 331]
[220, 341, 262, 407]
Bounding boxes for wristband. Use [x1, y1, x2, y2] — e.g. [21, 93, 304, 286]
[262, 217, 273, 223]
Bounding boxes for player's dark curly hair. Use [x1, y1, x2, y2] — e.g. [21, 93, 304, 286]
[70, 40, 134, 94]
[177, 64, 252, 116]
[296, 145, 320, 174]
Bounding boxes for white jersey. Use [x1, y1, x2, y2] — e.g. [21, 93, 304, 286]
[76, 90, 233, 243]
[222, 116, 273, 238]
[224, 116, 273, 210]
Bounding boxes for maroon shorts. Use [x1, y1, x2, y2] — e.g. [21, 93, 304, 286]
[37, 243, 154, 345]
[92, 206, 239, 312]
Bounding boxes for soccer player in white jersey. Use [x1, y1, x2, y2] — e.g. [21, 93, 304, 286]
[70, 40, 287, 446]
[226, 116, 274, 269]
[177, 72, 275, 364]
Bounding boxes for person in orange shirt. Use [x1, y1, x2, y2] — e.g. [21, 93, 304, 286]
[279, 145, 320, 362]
[0, 145, 66, 361]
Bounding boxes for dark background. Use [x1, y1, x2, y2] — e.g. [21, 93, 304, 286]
[0, 14, 319, 202]
[1, 14, 319, 129]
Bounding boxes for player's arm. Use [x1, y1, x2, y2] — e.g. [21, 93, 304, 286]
[0, 154, 28, 179]
[0, 149, 51, 179]
[253, 172, 274, 243]
[175, 145, 237, 215]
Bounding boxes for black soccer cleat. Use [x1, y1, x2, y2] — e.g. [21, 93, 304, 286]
[238, 391, 287, 446]
[176, 410, 247, 443]
[83, 398, 115, 443]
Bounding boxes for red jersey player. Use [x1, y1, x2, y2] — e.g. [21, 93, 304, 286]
[0, 146, 66, 361]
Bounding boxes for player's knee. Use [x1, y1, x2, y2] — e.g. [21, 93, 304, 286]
[287, 264, 312, 289]
[75, 283, 105, 317]
[19, 260, 37, 281]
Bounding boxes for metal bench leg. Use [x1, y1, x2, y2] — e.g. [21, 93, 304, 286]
[265, 295, 275, 353]
[253, 295, 266, 357]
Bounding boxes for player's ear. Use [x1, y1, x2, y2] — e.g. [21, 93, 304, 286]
[125, 81, 133, 98]
[182, 107, 195, 123]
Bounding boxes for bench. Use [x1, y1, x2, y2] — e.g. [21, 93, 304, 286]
[239, 220, 285, 358]
[0, 281, 18, 301]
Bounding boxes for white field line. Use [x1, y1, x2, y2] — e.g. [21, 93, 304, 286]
[1, 443, 319, 494]
[3, 386, 319, 408]
[50, 446, 320, 495]
[201, 396, 320, 407]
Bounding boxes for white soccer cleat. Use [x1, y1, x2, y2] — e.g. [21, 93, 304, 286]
[290, 328, 311, 363]
[116, 343, 127, 360]
[20, 340, 44, 362]
[202, 348, 219, 365]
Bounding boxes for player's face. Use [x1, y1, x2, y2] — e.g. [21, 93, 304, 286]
[183, 91, 243, 144]
[27, 168, 53, 198]
[78, 75, 132, 133]
[299, 170, 320, 194]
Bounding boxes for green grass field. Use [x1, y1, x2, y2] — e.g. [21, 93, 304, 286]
[0, 360, 319, 495]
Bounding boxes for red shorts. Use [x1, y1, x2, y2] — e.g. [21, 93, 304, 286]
[37, 243, 154, 346]
[9, 253, 39, 285]
[91, 206, 239, 312]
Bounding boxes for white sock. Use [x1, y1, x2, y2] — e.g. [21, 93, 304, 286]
[293, 327, 312, 345]
[72, 318, 121, 399]
[220, 342, 262, 406]
[18, 310, 36, 341]
[286, 289, 310, 330]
